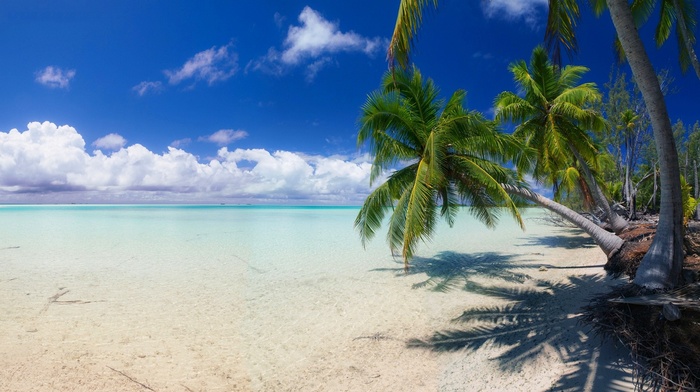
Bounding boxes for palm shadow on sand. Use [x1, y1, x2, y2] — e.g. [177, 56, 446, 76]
[375, 250, 633, 391]
[517, 230, 598, 250]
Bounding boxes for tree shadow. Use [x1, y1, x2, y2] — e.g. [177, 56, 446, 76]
[405, 271, 632, 391]
[517, 232, 598, 250]
[371, 251, 539, 293]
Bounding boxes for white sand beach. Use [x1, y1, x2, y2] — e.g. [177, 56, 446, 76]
[0, 206, 635, 391]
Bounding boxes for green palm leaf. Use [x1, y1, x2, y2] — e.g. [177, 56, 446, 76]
[357, 68, 527, 269]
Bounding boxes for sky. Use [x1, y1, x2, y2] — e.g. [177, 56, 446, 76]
[0, 0, 698, 204]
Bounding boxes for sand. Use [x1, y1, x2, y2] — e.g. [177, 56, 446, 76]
[0, 208, 636, 391]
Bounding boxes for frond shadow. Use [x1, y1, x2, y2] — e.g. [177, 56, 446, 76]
[517, 232, 597, 250]
[407, 274, 632, 391]
[371, 251, 541, 293]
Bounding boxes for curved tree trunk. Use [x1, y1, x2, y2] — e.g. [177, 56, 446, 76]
[501, 184, 624, 257]
[569, 143, 629, 233]
[607, 0, 684, 290]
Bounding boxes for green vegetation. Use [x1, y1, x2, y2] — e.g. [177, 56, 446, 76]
[495, 46, 629, 234]
[354, 67, 526, 271]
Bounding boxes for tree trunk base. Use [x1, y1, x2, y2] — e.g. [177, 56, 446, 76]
[603, 223, 656, 278]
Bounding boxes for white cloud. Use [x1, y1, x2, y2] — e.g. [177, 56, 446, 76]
[170, 138, 192, 148]
[199, 129, 248, 146]
[0, 122, 373, 204]
[93, 133, 127, 150]
[281, 6, 383, 64]
[165, 42, 238, 86]
[35, 66, 76, 89]
[248, 7, 386, 80]
[481, 0, 548, 25]
[132, 81, 163, 96]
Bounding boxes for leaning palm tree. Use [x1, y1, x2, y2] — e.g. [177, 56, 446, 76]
[495, 46, 628, 234]
[387, 0, 686, 290]
[356, 67, 626, 270]
[355, 67, 528, 270]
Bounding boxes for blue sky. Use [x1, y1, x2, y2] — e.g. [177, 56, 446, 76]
[1, 0, 698, 204]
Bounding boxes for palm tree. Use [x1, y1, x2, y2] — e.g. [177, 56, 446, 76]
[386, 0, 687, 289]
[602, 1, 684, 289]
[495, 46, 629, 234]
[355, 67, 527, 271]
[356, 67, 625, 270]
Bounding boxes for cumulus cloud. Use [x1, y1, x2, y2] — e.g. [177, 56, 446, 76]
[165, 42, 238, 86]
[0, 122, 373, 204]
[93, 133, 127, 150]
[35, 66, 76, 89]
[481, 0, 548, 25]
[248, 7, 386, 80]
[199, 129, 248, 146]
[132, 81, 163, 96]
[281, 6, 384, 64]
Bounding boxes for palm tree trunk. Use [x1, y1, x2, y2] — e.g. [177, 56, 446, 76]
[569, 143, 629, 233]
[501, 184, 624, 257]
[607, 0, 684, 290]
[672, 0, 700, 79]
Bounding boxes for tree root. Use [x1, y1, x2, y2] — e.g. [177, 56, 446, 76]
[582, 284, 700, 391]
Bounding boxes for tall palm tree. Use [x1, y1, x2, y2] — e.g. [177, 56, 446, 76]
[356, 68, 625, 270]
[495, 46, 629, 234]
[386, 0, 687, 289]
[355, 67, 527, 270]
[603, 0, 684, 289]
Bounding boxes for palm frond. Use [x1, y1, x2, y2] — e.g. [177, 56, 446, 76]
[545, 0, 581, 65]
[388, 0, 439, 70]
[630, 0, 656, 26]
[355, 182, 394, 247]
[402, 158, 437, 263]
[655, 0, 675, 46]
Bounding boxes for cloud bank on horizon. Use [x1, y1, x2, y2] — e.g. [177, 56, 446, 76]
[0, 122, 373, 204]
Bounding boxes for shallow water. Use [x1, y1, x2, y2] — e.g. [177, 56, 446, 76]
[1, 205, 622, 391]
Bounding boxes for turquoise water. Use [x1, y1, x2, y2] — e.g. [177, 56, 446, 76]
[1, 205, 559, 268]
[0, 205, 576, 283]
